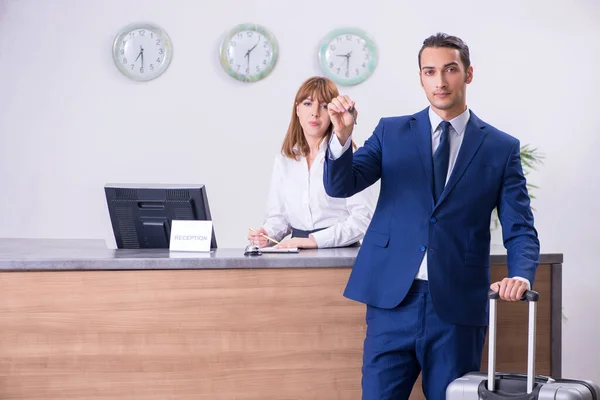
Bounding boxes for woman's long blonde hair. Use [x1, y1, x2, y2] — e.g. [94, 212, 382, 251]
[281, 76, 341, 160]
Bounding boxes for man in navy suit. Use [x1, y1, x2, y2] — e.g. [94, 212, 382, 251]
[324, 33, 540, 399]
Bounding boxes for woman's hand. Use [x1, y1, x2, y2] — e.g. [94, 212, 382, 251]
[247, 227, 269, 248]
[276, 236, 318, 249]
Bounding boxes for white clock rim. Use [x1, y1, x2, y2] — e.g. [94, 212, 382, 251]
[219, 23, 279, 83]
[318, 27, 378, 86]
[112, 22, 174, 82]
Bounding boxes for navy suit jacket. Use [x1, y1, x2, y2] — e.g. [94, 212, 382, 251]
[324, 107, 540, 326]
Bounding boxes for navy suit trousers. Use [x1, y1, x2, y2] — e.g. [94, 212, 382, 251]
[361, 280, 487, 400]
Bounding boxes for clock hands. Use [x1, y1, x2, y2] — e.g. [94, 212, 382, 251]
[243, 36, 262, 74]
[247, 35, 261, 54]
[135, 45, 144, 70]
[336, 51, 352, 74]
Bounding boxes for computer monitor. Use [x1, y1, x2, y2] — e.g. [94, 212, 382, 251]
[105, 183, 217, 249]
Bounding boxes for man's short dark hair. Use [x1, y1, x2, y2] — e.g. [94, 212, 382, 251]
[418, 33, 471, 70]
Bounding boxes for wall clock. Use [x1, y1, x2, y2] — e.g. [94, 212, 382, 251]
[112, 23, 173, 81]
[318, 27, 378, 86]
[219, 23, 278, 83]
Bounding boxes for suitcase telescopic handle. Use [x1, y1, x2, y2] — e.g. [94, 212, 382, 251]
[488, 289, 539, 302]
[487, 288, 540, 394]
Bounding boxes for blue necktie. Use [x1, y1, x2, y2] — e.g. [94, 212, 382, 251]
[433, 121, 451, 203]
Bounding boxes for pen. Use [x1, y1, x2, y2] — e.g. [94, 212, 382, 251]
[249, 228, 281, 245]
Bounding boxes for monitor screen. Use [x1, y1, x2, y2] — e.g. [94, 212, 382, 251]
[105, 184, 217, 249]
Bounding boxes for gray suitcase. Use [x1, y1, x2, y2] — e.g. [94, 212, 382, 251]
[446, 289, 599, 399]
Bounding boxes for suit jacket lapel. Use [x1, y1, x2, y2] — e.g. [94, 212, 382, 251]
[409, 108, 434, 206]
[434, 111, 487, 209]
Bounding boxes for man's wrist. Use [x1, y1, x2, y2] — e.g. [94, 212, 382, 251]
[335, 131, 351, 146]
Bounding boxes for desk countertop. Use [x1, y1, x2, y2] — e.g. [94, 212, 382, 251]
[0, 238, 563, 271]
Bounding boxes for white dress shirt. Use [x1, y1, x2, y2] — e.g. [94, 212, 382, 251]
[329, 107, 530, 288]
[262, 140, 375, 248]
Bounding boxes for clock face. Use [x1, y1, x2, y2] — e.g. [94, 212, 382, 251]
[319, 28, 378, 86]
[112, 23, 173, 82]
[219, 24, 278, 83]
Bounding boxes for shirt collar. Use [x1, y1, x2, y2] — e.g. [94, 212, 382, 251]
[292, 137, 329, 155]
[428, 106, 470, 136]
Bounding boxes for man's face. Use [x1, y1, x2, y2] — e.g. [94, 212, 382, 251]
[419, 46, 473, 117]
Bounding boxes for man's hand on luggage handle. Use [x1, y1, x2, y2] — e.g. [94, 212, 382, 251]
[490, 278, 529, 301]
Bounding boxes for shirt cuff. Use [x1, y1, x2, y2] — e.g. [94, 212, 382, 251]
[328, 132, 353, 160]
[309, 229, 331, 249]
[513, 276, 531, 290]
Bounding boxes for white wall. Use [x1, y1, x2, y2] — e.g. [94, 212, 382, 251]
[1, 0, 599, 383]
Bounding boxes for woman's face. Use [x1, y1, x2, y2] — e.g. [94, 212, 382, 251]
[296, 95, 331, 139]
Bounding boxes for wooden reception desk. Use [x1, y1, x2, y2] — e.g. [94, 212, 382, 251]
[0, 239, 562, 399]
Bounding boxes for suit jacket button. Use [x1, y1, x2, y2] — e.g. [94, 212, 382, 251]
[419, 245, 426, 252]
[430, 217, 437, 223]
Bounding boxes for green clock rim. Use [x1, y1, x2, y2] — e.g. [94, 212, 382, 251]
[318, 27, 378, 86]
[219, 23, 279, 83]
[112, 22, 174, 82]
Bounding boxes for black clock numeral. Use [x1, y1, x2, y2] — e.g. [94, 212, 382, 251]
[263, 41, 268, 48]
[122, 40, 127, 45]
[263, 59, 267, 65]
[237, 33, 242, 39]
[247, 31, 253, 37]
[123, 58, 128, 64]
[130, 64, 135, 70]
[139, 30, 145, 36]
[129, 32, 134, 38]
[345, 71, 349, 77]
[158, 48, 164, 55]
[337, 37, 342, 42]
[245, 68, 249, 74]
[150, 64, 154, 71]
[356, 68, 360, 75]
[330, 44, 336, 51]
[265, 50, 270, 57]
[156, 39, 161, 45]
[346, 35, 352, 40]
[362, 44, 367, 51]
[236, 64, 241, 71]
[256, 66, 260, 72]
[231, 41, 236, 47]
[362, 62, 367, 68]
[329, 62, 334, 68]
[336, 68, 341, 75]
[365, 54, 370, 60]
[157, 57, 161, 63]
[120, 49, 124, 55]
[140, 67, 144, 73]
[229, 59, 234, 64]
[150, 33, 154, 39]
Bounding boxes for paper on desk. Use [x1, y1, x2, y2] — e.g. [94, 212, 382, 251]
[259, 247, 299, 253]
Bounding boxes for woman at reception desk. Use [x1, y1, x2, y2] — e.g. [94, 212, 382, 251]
[247, 76, 374, 250]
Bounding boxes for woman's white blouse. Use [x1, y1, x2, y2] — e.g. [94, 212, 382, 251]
[262, 143, 375, 248]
